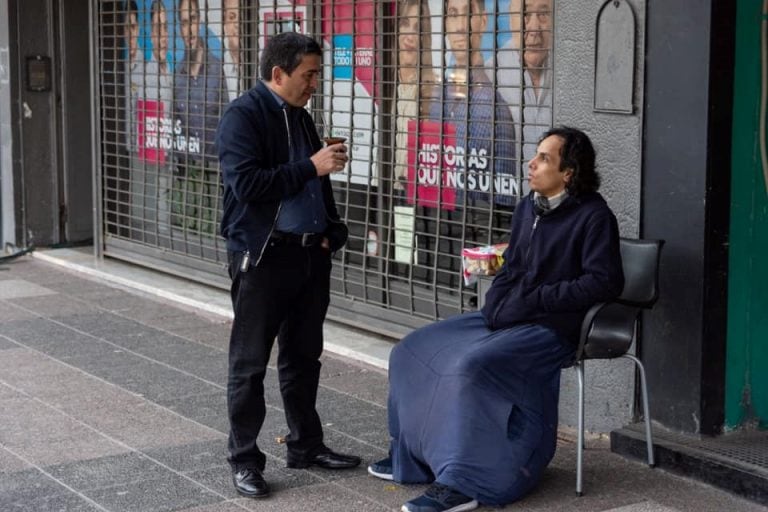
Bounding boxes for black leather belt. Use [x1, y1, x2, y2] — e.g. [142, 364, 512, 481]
[270, 230, 323, 247]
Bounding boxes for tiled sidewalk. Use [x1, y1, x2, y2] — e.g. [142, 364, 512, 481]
[0, 256, 763, 512]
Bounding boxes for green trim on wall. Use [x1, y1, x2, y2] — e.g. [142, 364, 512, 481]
[726, 0, 768, 429]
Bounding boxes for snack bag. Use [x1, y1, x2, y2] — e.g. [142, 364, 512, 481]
[461, 244, 507, 286]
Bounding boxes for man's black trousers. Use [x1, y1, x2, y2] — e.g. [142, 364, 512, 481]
[226, 242, 331, 471]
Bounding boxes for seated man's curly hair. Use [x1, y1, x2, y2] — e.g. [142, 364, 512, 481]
[540, 126, 600, 196]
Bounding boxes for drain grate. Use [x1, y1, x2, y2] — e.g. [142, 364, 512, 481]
[625, 423, 768, 472]
[614, 423, 768, 505]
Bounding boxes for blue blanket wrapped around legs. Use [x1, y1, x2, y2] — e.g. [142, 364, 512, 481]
[387, 311, 575, 506]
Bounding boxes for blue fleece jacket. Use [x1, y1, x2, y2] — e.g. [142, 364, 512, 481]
[216, 81, 348, 261]
[481, 191, 624, 344]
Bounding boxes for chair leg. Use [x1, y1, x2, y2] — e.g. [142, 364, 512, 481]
[575, 361, 585, 496]
[622, 354, 655, 467]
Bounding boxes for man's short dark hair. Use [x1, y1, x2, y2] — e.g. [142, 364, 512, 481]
[260, 32, 322, 81]
[541, 126, 600, 196]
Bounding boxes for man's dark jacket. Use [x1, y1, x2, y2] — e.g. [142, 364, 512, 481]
[216, 80, 348, 263]
[481, 191, 624, 344]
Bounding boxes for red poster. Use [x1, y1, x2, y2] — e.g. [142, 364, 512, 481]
[406, 119, 457, 210]
[137, 98, 165, 165]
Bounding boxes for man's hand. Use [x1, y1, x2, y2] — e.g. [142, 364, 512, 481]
[311, 143, 349, 177]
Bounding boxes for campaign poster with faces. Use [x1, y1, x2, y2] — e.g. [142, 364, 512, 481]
[122, 0, 237, 166]
[399, 0, 553, 210]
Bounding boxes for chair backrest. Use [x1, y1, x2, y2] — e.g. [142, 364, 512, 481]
[617, 238, 665, 308]
[573, 238, 665, 362]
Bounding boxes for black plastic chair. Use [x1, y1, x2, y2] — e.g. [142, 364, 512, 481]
[573, 238, 664, 496]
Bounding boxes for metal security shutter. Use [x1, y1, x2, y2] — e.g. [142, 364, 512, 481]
[94, 0, 553, 336]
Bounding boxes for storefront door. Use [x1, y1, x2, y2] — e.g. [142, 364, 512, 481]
[725, 0, 768, 430]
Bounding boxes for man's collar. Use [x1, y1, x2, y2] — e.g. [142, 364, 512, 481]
[266, 85, 287, 108]
[254, 80, 284, 111]
[533, 189, 569, 214]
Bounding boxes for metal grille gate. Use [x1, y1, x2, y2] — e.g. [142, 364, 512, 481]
[94, 0, 554, 336]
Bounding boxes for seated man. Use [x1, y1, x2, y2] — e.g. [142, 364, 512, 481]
[369, 127, 625, 512]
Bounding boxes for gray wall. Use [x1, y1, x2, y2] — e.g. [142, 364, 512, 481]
[554, 0, 646, 432]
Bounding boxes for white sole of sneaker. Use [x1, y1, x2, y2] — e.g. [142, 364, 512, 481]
[400, 499, 479, 512]
[367, 466, 394, 481]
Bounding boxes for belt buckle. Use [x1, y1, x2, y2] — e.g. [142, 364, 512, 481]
[301, 233, 313, 247]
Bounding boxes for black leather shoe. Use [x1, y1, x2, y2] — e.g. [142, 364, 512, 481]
[287, 447, 361, 470]
[232, 468, 270, 498]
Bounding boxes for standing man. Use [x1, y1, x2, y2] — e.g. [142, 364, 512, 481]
[216, 32, 359, 499]
[490, 0, 553, 164]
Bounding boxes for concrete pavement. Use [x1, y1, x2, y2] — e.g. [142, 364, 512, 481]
[0, 251, 763, 512]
